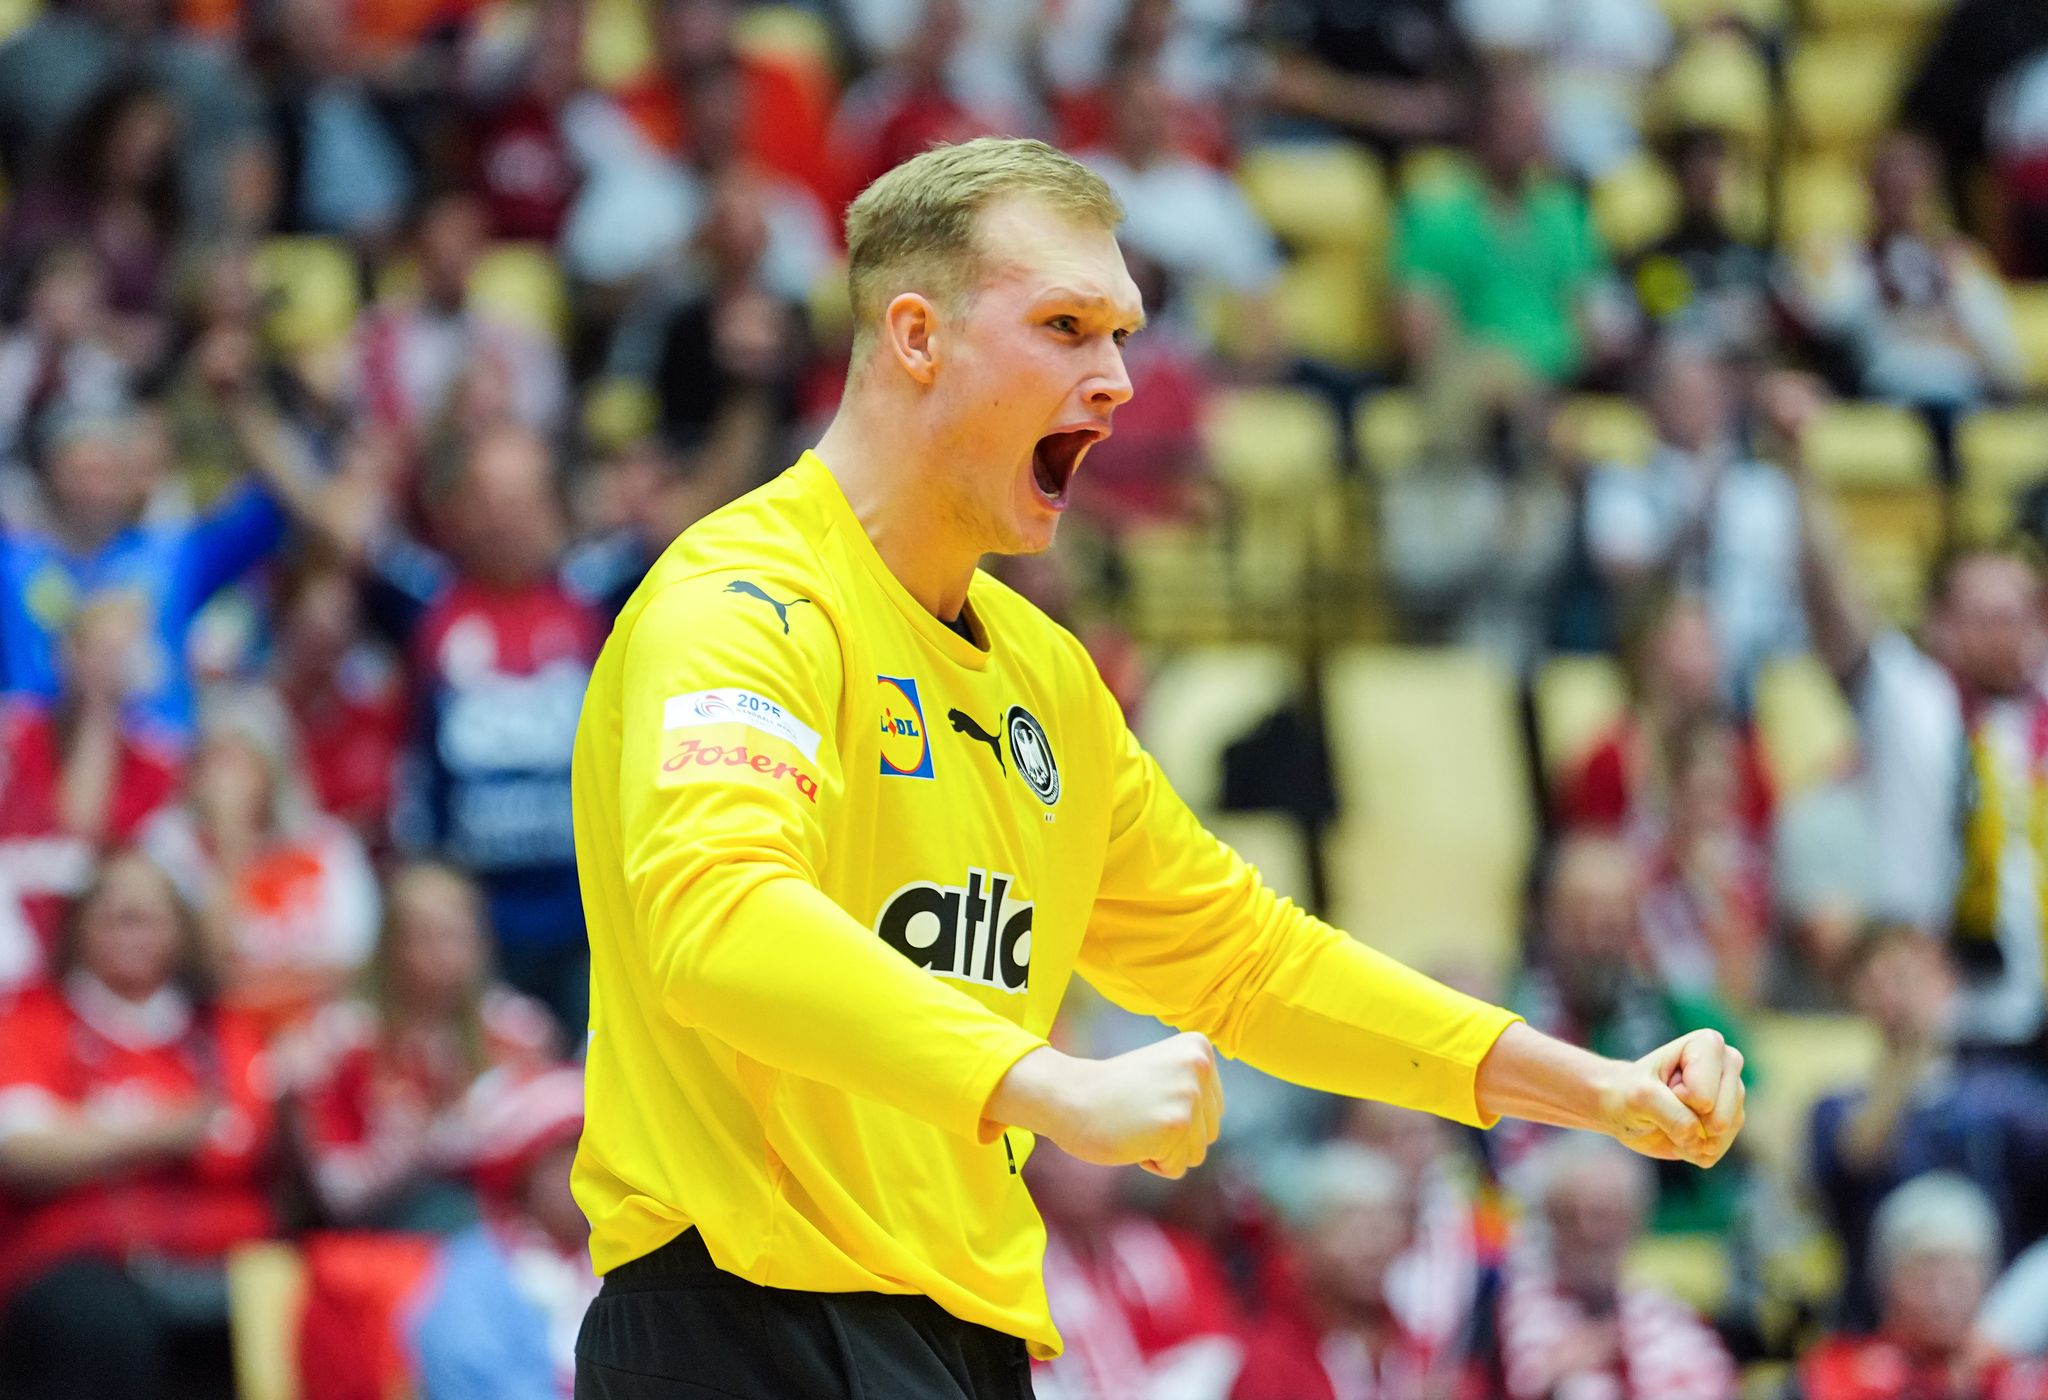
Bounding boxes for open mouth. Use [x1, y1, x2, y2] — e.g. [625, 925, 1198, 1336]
[1030, 428, 1104, 509]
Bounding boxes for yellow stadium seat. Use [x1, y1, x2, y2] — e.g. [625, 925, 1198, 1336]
[1655, 0, 1789, 31]
[228, 1241, 307, 1400]
[0, 0, 38, 43]
[1959, 408, 2048, 540]
[1787, 38, 1911, 154]
[582, 377, 659, 453]
[468, 242, 569, 344]
[1136, 645, 1305, 810]
[584, 0, 654, 88]
[1205, 388, 1346, 608]
[1206, 387, 1341, 497]
[1237, 143, 1388, 254]
[1656, 32, 1775, 150]
[1558, 395, 1657, 469]
[1534, 654, 1629, 783]
[1271, 248, 1386, 369]
[1592, 152, 1680, 256]
[1209, 812, 1317, 909]
[1116, 522, 1236, 641]
[1131, 648, 1319, 905]
[1355, 390, 1424, 478]
[1396, 146, 1474, 198]
[1626, 1233, 1733, 1316]
[1803, 0, 1952, 34]
[254, 237, 360, 354]
[1779, 157, 1872, 248]
[1743, 1012, 1883, 1181]
[2007, 283, 2048, 394]
[731, 4, 838, 76]
[1754, 655, 1856, 798]
[1802, 402, 1936, 488]
[1320, 647, 1534, 979]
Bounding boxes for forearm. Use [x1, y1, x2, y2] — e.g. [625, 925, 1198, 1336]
[1795, 473, 1874, 687]
[1221, 917, 1523, 1128]
[644, 864, 1044, 1139]
[1472, 1022, 1629, 1134]
[0, 1122, 185, 1197]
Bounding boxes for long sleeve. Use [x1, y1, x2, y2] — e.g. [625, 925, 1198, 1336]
[614, 577, 1045, 1141]
[1076, 709, 1520, 1128]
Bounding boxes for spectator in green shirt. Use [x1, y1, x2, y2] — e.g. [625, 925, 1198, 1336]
[1394, 66, 1624, 387]
[1508, 832, 1751, 1234]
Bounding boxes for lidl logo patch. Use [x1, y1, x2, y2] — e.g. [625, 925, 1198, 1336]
[878, 675, 936, 779]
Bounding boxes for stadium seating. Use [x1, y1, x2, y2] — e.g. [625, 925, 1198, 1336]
[1743, 1012, 1884, 1180]
[2007, 282, 2048, 394]
[1802, 403, 1941, 621]
[1557, 395, 1658, 469]
[1753, 654, 1857, 798]
[1237, 143, 1387, 256]
[1786, 37, 1912, 156]
[1777, 156, 1872, 247]
[1320, 647, 1533, 980]
[254, 237, 361, 354]
[469, 242, 572, 345]
[1135, 646, 1318, 905]
[1203, 386, 1346, 613]
[1533, 654, 1629, 785]
[1959, 407, 2048, 539]
[1655, 31, 1775, 151]
[227, 1242, 308, 1400]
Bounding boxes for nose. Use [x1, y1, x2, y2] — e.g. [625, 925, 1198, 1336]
[1089, 341, 1134, 411]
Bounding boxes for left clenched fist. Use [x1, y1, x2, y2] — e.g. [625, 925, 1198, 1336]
[1597, 1028, 1746, 1169]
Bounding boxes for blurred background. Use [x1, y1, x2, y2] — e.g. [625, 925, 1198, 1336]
[1, 0, 2048, 1396]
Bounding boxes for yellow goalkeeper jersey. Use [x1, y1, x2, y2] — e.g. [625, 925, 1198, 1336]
[570, 450, 1519, 1357]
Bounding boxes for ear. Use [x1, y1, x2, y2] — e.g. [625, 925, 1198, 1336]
[883, 292, 941, 386]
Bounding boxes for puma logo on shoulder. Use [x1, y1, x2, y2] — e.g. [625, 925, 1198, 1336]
[947, 708, 1005, 774]
[725, 580, 811, 634]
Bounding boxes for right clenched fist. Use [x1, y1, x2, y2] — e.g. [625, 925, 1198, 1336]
[984, 1033, 1224, 1179]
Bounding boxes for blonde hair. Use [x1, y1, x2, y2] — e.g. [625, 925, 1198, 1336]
[843, 137, 1123, 358]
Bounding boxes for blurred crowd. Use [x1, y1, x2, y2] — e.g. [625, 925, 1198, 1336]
[1, 0, 2048, 1396]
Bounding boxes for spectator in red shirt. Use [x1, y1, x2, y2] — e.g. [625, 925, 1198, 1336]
[1030, 1140, 1245, 1400]
[1236, 1143, 1480, 1400]
[280, 860, 557, 1231]
[614, 0, 836, 207]
[140, 686, 380, 1037]
[270, 560, 409, 846]
[0, 848, 275, 1400]
[828, 0, 1021, 202]
[458, 0, 587, 244]
[1799, 1173, 2048, 1400]
[1336, 1100, 1503, 1363]
[1557, 595, 1773, 843]
[1497, 1137, 1735, 1400]
[0, 594, 180, 989]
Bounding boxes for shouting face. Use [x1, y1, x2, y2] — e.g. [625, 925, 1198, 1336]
[914, 195, 1141, 558]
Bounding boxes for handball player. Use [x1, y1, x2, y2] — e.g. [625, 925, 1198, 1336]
[569, 136, 1745, 1400]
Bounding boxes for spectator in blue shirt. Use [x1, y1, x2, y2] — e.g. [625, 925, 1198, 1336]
[0, 394, 327, 739]
[1810, 924, 2048, 1327]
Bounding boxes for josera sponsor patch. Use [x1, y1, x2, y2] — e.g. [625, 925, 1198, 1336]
[655, 724, 822, 802]
[663, 688, 821, 759]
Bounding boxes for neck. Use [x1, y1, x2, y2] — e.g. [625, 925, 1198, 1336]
[813, 392, 981, 621]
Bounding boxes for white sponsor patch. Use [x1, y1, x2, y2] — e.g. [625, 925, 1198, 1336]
[663, 689, 821, 760]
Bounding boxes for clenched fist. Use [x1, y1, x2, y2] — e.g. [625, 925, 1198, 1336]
[1602, 1028, 1746, 1169]
[985, 1032, 1224, 1179]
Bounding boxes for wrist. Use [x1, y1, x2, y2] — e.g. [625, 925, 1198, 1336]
[984, 1045, 1080, 1140]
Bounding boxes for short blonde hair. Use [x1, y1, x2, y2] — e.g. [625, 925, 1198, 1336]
[843, 137, 1123, 358]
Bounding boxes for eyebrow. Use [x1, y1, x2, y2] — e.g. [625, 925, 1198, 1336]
[1038, 288, 1147, 333]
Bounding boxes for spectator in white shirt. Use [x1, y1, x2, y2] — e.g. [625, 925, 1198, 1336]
[1583, 340, 1805, 704]
[1795, 390, 2048, 1056]
[1077, 63, 1280, 355]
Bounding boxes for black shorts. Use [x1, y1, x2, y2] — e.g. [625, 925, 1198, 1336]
[574, 1229, 1036, 1400]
